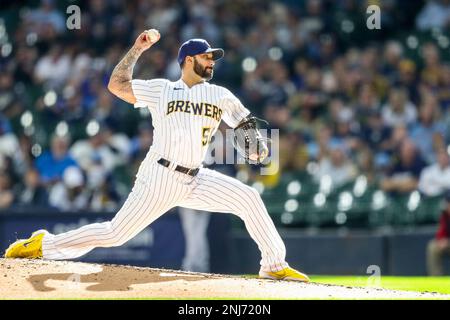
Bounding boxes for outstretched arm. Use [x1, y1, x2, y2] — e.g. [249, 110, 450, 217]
[107, 29, 160, 104]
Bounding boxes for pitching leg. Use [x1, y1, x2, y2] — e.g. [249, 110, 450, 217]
[179, 168, 289, 273]
[42, 159, 191, 260]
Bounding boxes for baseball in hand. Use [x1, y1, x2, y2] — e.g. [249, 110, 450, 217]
[145, 29, 159, 42]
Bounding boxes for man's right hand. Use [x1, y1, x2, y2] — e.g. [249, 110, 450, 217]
[108, 29, 161, 104]
[134, 29, 160, 52]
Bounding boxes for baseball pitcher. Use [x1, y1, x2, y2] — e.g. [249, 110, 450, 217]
[4, 29, 309, 282]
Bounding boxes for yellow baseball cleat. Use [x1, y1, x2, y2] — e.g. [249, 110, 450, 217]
[259, 267, 310, 282]
[4, 230, 48, 259]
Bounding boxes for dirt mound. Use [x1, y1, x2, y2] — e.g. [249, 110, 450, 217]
[0, 259, 447, 299]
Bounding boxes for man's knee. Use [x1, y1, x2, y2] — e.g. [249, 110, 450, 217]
[104, 222, 130, 247]
[428, 239, 443, 255]
[235, 186, 265, 213]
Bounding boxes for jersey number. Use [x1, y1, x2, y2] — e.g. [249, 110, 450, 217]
[202, 127, 213, 146]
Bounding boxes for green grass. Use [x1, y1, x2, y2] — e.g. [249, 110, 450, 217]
[311, 275, 450, 294]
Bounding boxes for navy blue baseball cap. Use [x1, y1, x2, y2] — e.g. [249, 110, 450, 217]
[177, 38, 224, 66]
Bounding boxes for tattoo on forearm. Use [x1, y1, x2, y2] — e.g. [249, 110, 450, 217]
[110, 46, 142, 96]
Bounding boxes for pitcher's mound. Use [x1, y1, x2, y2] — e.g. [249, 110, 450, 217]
[0, 259, 447, 299]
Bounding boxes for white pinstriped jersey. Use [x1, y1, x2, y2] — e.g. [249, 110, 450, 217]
[131, 78, 250, 168]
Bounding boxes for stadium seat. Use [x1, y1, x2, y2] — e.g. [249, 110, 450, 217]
[368, 190, 395, 228]
[303, 193, 337, 228]
[390, 192, 418, 226]
[415, 195, 444, 224]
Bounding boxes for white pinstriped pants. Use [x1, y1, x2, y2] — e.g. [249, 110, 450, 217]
[42, 151, 289, 272]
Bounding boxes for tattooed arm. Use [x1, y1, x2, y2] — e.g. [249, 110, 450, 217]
[108, 29, 161, 104]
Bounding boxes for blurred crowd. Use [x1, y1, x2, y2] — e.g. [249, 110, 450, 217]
[1, 0, 450, 214]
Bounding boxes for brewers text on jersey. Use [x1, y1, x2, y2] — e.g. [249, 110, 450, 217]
[166, 100, 223, 122]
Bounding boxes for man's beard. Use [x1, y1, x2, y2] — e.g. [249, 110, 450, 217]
[193, 57, 213, 80]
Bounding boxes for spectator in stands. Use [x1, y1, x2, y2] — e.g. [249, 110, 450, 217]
[18, 134, 35, 170]
[438, 64, 450, 111]
[265, 62, 297, 106]
[299, 0, 329, 41]
[34, 44, 72, 88]
[313, 140, 358, 188]
[381, 87, 417, 129]
[354, 84, 381, 127]
[24, 0, 66, 35]
[89, 181, 121, 211]
[70, 122, 131, 202]
[70, 123, 125, 174]
[85, 0, 114, 52]
[382, 124, 409, 155]
[409, 95, 446, 164]
[381, 139, 427, 194]
[87, 158, 121, 212]
[181, 14, 220, 44]
[330, 107, 360, 153]
[90, 88, 121, 129]
[102, 123, 131, 164]
[358, 109, 392, 154]
[381, 41, 404, 83]
[420, 43, 442, 88]
[356, 147, 378, 186]
[295, 67, 328, 121]
[0, 71, 19, 114]
[426, 190, 450, 276]
[26, 0, 66, 33]
[0, 171, 15, 210]
[264, 103, 291, 131]
[279, 130, 309, 176]
[13, 45, 39, 85]
[0, 114, 25, 175]
[307, 126, 332, 161]
[396, 59, 420, 105]
[35, 135, 78, 186]
[418, 148, 450, 196]
[416, 0, 450, 31]
[49, 166, 89, 211]
[16, 168, 49, 208]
